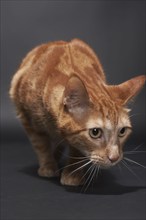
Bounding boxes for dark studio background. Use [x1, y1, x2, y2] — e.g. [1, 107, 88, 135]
[1, 1, 146, 220]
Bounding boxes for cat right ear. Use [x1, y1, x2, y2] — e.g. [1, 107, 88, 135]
[63, 75, 90, 118]
[108, 75, 146, 105]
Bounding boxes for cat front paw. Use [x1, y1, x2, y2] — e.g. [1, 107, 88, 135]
[38, 165, 59, 178]
[60, 171, 84, 186]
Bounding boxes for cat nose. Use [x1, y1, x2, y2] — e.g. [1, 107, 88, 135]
[107, 145, 120, 163]
[108, 155, 120, 163]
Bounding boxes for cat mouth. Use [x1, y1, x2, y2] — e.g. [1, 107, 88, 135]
[90, 156, 121, 168]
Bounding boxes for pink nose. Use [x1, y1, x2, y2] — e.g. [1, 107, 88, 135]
[108, 155, 120, 163]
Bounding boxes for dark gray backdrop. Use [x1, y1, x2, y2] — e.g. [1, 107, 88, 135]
[1, 1, 146, 220]
[1, 0, 145, 143]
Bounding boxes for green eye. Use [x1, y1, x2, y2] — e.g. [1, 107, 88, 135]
[89, 128, 102, 139]
[118, 127, 127, 137]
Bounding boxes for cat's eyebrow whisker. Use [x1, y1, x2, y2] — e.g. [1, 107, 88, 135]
[124, 157, 146, 169]
[68, 160, 92, 176]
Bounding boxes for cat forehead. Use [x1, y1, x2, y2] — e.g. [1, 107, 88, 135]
[86, 114, 131, 129]
[86, 118, 113, 129]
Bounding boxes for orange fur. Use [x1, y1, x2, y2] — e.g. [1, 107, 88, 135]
[9, 39, 145, 186]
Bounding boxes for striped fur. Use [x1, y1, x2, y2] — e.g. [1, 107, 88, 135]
[9, 39, 145, 186]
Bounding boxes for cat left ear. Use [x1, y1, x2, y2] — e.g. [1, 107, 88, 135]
[109, 75, 146, 105]
[63, 75, 89, 117]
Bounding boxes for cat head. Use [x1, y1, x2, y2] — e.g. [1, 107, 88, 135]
[61, 74, 145, 168]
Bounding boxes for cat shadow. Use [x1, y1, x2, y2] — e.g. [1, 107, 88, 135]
[65, 170, 146, 195]
[19, 165, 146, 195]
[19, 164, 146, 195]
[65, 181, 146, 195]
[19, 164, 61, 185]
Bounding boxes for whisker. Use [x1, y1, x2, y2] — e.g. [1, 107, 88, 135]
[55, 138, 65, 148]
[79, 162, 94, 183]
[68, 160, 92, 176]
[129, 113, 140, 118]
[132, 143, 144, 151]
[63, 155, 90, 160]
[124, 151, 146, 155]
[92, 164, 98, 187]
[57, 147, 90, 160]
[121, 160, 141, 181]
[117, 163, 122, 174]
[124, 157, 146, 169]
[95, 164, 100, 181]
[82, 164, 95, 186]
[123, 151, 146, 155]
[83, 165, 97, 192]
[55, 158, 88, 173]
[81, 163, 95, 192]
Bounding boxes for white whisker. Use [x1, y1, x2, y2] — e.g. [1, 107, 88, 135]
[64, 155, 89, 160]
[79, 162, 94, 183]
[124, 151, 146, 155]
[95, 165, 100, 180]
[90, 165, 97, 188]
[55, 138, 65, 148]
[117, 163, 122, 174]
[124, 157, 146, 169]
[81, 164, 95, 192]
[82, 164, 95, 186]
[83, 165, 97, 192]
[69, 160, 92, 176]
[132, 143, 144, 151]
[55, 158, 88, 173]
[129, 113, 140, 118]
[121, 160, 141, 181]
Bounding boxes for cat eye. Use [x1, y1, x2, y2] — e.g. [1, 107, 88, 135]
[118, 127, 128, 137]
[89, 128, 102, 139]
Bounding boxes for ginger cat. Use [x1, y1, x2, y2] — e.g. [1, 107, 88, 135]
[9, 39, 145, 186]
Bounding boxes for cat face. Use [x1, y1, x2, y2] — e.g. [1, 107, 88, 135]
[63, 107, 132, 168]
[62, 74, 145, 168]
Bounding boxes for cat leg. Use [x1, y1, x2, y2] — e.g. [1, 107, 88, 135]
[22, 121, 58, 178]
[60, 147, 86, 186]
[30, 133, 58, 178]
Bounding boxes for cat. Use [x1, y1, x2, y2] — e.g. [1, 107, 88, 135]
[9, 39, 145, 186]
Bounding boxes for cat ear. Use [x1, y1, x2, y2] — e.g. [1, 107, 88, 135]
[63, 75, 89, 117]
[109, 75, 146, 105]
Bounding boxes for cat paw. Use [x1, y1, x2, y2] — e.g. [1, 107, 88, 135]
[38, 166, 59, 178]
[60, 172, 84, 186]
